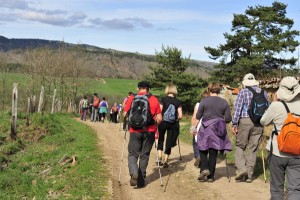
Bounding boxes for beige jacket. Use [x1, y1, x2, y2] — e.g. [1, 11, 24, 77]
[260, 95, 300, 158]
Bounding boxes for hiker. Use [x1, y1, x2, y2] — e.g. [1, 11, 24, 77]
[232, 73, 268, 183]
[122, 92, 134, 130]
[90, 93, 100, 122]
[190, 90, 210, 168]
[157, 84, 182, 168]
[99, 97, 108, 122]
[110, 103, 119, 123]
[192, 83, 232, 182]
[79, 95, 89, 121]
[123, 81, 162, 188]
[260, 76, 300, 199]
[117, 103, 122, 123]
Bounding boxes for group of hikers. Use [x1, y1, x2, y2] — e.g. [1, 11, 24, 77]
[80, 74, 300, 199]
[125, 75, 300, 200]
[79, 94, 121, 123]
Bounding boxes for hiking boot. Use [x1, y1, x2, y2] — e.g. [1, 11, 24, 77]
[235, 170, 247, 181]
[163, 162, 169, 168]
[198, 169, 210, 182]
[194, 157, 201, 168]
[207, 178, 215, 183]
[246, 176, 252, 183]
[137, 177, 145, 188]
[130, 173, 138, 186]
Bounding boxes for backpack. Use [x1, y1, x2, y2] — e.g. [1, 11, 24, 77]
[112, 106, 118, 113]
[274, 101, 300, 155]
[81, 99, 88, 109]
[246, 86, 269, 124]
[163, 103, 176, 123]
[128, 94, 155, 130]
[93, 96, 100, 108]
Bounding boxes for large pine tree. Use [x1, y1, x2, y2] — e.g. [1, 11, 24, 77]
[145, 45, 207, 112]
[205, 1, 299, 86]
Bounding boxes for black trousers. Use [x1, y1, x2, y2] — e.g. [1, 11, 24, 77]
[157, 121, 179, 155]
[199, 148, 218, 179]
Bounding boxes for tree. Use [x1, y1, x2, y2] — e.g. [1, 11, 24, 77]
[145, 45, 208, 112]
[205, 1, 299, 86]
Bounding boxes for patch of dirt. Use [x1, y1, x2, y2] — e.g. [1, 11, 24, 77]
[80, 120, 270, 200]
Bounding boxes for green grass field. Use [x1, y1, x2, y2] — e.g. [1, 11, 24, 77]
[0, 113, 110, 199]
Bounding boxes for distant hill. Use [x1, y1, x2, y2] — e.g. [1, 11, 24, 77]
[0, 35, 215, 79]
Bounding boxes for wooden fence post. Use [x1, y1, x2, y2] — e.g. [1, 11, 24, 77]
[38, 86, 44, 113]
[26, 97, 30, 126]
[51, 89, 57, 114]
[31, 95, 36, 113]
[11, 83, 18, 140]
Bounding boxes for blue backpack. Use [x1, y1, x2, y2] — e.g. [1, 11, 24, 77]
[163, 103, 176, 123]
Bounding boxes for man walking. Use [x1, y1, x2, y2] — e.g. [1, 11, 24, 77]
[123, 81, 162, 188]
[232, 73, 268, 183]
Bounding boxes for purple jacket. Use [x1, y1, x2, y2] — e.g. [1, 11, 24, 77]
[197, 118, 232, 152]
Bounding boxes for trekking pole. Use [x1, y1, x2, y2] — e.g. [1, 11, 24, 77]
[261, 149, 267, 183]
[154, 140, 163, 187]
[118, 128, 127, 184]
[177, 137, 182, 161]
[225, 154, 231, 182]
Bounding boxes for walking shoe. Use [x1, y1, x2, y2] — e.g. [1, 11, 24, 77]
[194, 157, 201, 168]
[163, 162, 169, 168]
[156, 157, 163, 166]
[197, 169, 210, 182]
[130, 173, 138, 186]
[235, 170, 247, 181]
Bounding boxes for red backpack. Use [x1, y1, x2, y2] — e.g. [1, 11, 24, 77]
[93, 96, 100, 108]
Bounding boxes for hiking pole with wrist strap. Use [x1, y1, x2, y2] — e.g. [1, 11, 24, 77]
[118, 126, 128, 185]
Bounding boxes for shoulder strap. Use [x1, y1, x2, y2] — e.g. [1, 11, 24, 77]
[280, 100, 290, 113]
[246, 86, 257, 94]
[260, 89, 265, 95]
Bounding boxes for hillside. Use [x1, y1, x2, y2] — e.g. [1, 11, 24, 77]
[0, 35, 215, 79]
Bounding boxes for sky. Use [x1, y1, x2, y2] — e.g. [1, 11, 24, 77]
[1, 0, 300, 62]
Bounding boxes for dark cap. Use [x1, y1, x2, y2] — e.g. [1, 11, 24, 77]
[138, 81, 150, 88]
[93, 93, 98, 96]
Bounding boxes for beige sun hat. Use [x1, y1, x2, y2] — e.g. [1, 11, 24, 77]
[276, 76, 300, 102]
[242, 73, 259, 87]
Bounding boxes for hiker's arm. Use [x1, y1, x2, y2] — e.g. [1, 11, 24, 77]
[177, 106, 182, 120]
[156, 113, 162, 125]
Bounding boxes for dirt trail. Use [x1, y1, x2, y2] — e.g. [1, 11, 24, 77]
[80, 120, 270, 200]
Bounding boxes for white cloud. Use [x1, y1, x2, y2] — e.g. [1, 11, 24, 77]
[18, 10, 82, 26]
[0, 0, 29, 10]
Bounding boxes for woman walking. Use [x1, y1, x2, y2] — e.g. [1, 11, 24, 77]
[192, 83, 232, 182]
[157, 84, 182, 168]
[99, 97, 108, 122]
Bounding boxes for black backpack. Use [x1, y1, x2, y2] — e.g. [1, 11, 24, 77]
[128, 94, 155, 130]
[247, 86, 269, 124]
